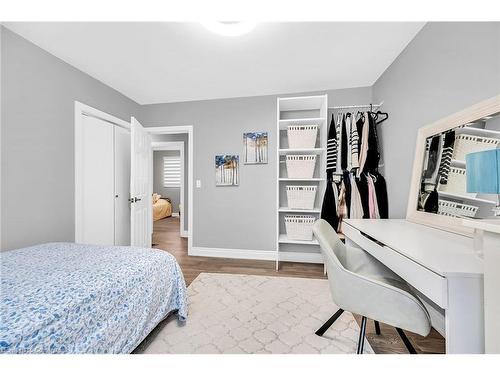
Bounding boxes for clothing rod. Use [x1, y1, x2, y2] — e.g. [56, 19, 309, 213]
[329, 101, 384, 110]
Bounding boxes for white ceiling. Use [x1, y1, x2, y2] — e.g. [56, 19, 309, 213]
[4, 22, 425, 104]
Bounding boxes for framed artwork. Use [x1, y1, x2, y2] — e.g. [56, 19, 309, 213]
[215, 155, 239, 186]
[243, 132, 268, 164]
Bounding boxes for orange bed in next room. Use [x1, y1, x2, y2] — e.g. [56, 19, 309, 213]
[152, 194, 172, 221]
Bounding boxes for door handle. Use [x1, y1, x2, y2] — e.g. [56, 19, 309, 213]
[128, 197, 142, 203]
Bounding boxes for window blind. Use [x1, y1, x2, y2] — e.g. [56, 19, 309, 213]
[163, 156, 181, 187]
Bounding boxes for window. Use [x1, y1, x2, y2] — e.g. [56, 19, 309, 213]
[163, 156, 181, 187]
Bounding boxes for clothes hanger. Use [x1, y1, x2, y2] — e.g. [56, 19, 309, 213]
[375, 110, 389, 125]
[356, 110, 364, 121]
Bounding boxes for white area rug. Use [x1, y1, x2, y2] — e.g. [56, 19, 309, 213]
[137, 273, 373, 354]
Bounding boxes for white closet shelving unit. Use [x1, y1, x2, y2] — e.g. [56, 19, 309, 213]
[275, 95, 328, 270]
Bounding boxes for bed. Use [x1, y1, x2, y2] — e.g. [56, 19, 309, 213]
[153, 193, 172, 221]
[0, 242, 187, 354]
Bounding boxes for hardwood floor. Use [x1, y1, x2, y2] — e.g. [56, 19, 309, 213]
[153, 216, 445, 354]
[152, 216, 325, 284]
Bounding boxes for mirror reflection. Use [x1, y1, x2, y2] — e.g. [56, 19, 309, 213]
[418, 112, 500, 219]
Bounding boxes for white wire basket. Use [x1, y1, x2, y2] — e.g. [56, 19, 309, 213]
[452, 134, 500, 161]
[284, 215, 316, 240]
[439, 166, 477, 198]
[286, 185, 317, 209]
[286, 155, 317, 178]
[287, 125, 318, 149]
[438, 200, 479, 218]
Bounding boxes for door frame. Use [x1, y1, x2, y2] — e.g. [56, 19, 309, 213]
[147, 126, 193, 255]
[152, 141, 186, 237]
[74, 101, 130, 243]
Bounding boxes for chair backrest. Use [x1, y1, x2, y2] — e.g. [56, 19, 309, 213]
[312, 219, 352, 308]
[312, 219, 348, 269]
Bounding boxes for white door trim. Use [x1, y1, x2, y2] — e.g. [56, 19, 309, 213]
[74, 101, 130, 243]
[152, 141, 185, 237]
[147, 126, 193, 255]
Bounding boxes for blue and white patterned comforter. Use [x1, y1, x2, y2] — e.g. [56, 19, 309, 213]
[0, 242, 187, 354]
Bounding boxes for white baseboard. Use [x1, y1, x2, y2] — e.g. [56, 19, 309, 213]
[190, 246, 275, 261]
[190, 246, 324, 264]
[180, 230, 189, 238]
[279, 251, 323, 264]
[172, 212, 180, 217]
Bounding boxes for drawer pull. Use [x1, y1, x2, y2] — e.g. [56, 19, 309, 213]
[360, 231, 387, 247]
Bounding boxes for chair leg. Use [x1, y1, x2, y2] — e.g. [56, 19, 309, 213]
[315, 308, 344, 336]
[374, 320, 381, 335]
[356, 316, 367, 354]
[395, 327, 417, 354]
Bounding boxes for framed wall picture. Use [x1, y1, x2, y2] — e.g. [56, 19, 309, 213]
[243, 132, 268, 164]
[215, 155, 239, 186]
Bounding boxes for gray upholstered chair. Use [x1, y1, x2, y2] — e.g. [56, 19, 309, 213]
[312, 219, 431, 354]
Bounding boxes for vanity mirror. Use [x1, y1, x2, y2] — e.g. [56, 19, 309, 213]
[407, 95, 500, 236]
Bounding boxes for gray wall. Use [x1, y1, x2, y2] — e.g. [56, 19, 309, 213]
[5, 22, 497, 253]
[153, 150, 181, 212]
[1, 27, 141, 251]
[139, 87, 371, 251]
[373, 22, 500, 218]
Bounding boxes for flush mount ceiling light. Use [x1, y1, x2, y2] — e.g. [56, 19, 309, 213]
[201, 21, 256, 37]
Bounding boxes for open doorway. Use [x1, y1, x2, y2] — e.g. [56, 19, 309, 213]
[147, 126, 193, 256]
[152, 141, 184, 248]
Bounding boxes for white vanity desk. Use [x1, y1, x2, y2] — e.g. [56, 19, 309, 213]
[343, 218, 484, 354]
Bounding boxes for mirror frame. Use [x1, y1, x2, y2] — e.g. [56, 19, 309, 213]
[406, 95, 500, 237]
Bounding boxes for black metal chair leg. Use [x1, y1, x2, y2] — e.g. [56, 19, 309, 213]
[374, 320, 381, 335]
[395, 327, 417, 354]
[315, 308, 344, 336]
[356, 316, 367, 354]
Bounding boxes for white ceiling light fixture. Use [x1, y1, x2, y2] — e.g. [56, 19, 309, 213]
[201, 21, 256, 37]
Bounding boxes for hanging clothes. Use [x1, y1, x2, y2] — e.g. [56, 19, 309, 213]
[423, 134, 443, 188]
[345, 114, 352, 170]
[372, 171, 389, 219]
[363, 113, 381, 173]
[340, 114, 348, 170]
[424, 188, 439, 214]
[321, 179, 339, 229]
[326, 113, 338, 180]
[335, 113, 342, 174]
[438, 131, 456, 185]
[350, 114, 360, 170]
[320, 105, 389, 232]
[367, 174, 380, 219]
[333, 180, 339, 210]
[337, 181, 348, 232]
[357, 113, 370, 177]
[342, 171, 352, 218]
[349, 174, 364, 218]
[356, 174, 370, 219]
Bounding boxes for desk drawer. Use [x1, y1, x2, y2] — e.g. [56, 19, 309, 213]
[343, 224, 448, 308]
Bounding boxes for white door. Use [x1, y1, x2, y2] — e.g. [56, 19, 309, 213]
[131, 117, 152, 247]
[114, 126, 131, 245]
[78, 115, 114, 245]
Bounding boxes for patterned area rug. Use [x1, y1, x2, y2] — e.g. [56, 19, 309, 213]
[136, 273, 373, 354]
